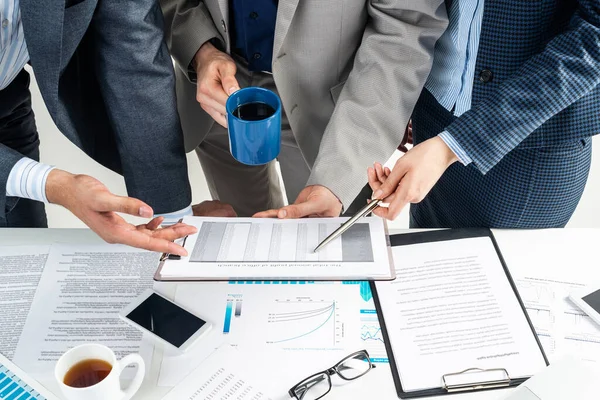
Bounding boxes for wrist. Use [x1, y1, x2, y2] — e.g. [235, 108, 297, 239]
[434, 136, 459, 166]
[193, 41, 217, 71]
[45, 169, 76, 206]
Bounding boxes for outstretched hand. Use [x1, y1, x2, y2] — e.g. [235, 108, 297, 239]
[46, 170, 197, 256]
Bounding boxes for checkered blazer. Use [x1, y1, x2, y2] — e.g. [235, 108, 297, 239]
[443, 0, 600, 174]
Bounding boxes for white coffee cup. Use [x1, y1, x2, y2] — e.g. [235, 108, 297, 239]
[54, 344, 145, 400]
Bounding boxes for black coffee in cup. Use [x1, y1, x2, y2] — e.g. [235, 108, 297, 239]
[63, 359, 112, 388]
[233, 102, 276, 121]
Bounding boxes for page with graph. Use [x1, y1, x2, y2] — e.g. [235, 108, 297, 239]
[155, 217, 394, 280]
[0, 353, 58, 400]
[157, 280, 390, 387]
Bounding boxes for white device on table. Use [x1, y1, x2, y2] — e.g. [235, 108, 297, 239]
[500, 357, 598, 399]
[569, 286, 600, 327]
[119, 289, 212, 353]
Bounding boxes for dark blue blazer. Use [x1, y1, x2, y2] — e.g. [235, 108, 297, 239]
[441, 0, 600, 174]
[0, 0, 192, 216]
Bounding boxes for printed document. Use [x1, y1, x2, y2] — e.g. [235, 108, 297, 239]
[162, 345, 272, 400]
[157, 280, 387, 387]
[13, 244, 156, 379]
[503, 229, 600, 363]
[0, 351, 59, 400]
[155, 216, 393, 280]
[375, 236, 547, 393]
[0, 246, 49, 359]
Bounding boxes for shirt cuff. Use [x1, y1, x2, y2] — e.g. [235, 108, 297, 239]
[156, 205, 193, 225]
[438, 131, 473, 166]
[6, 157, 55, 203]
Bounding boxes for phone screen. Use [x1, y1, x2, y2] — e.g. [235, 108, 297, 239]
[126, 293, 206, 348]
[582, 289, 600, 313]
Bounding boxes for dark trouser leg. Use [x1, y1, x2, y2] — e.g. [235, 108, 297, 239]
[0, 69, 48, 228]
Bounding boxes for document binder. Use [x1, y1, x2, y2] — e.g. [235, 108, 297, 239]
[370, 228, 549, 398]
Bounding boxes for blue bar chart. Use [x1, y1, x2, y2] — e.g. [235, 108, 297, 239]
[223, 300, 233, 334]
[0, 364, 48, 400]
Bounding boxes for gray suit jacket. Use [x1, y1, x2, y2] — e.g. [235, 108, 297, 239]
[160, 0, 447, 209]
[0, 0, 191, 217]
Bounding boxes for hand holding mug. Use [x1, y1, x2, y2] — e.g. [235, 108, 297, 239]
[193, 41, 240, 127]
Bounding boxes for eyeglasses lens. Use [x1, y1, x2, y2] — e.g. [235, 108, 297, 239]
[337, 352, 371, 380]
[293, 372, 331, 400]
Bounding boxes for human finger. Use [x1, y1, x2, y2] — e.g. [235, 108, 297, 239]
[253, 209, 280, 218]
[94, 192, 153, 218]
[215, 61, 238, 104]
[197, 93, 227, 116]
[280, 199, 334, 219]
[201, 104, 227, 128]
[150, 224, 198, 242]
[372, 206, 392, 220]
[375, 162, 386, 183]
[111, 229, 189, 256]
[146, 217, 164, 230]
[367, 167, 382, 192]
[221, 74, 240, 97]
[386, 177, 413, 220]
[373, 159, 409, 200]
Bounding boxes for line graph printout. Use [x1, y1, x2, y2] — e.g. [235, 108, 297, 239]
[515, 276, 600, 362]
[157, 217, 393, 280]
[266, 299, 339, 346]
[157, 281, 388, 387]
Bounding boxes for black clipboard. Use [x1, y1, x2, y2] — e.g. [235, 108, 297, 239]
[370, 228, 549, 398]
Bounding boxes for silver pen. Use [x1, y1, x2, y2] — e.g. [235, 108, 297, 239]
[313, 199, 382, 253]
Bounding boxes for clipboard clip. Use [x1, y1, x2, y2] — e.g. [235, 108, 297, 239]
[442, 368, 511, 393]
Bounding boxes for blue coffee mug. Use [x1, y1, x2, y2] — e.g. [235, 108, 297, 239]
[226, 87, 282, 165]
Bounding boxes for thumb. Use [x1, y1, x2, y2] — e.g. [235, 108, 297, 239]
[95, 192, 154, 218]
[218, 63, 240, 95]
[277, 201, 322, 219]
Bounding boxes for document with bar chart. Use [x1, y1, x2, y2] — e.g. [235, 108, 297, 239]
[155, 217, 394, 281]
[0, 353, 58, 400]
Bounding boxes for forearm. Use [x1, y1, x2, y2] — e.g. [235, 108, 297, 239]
[308, 0, 448, 209]
[446, 2, 600, 174]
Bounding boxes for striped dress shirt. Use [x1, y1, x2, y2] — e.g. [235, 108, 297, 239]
[0, 0, 28, 90]
[426, 0, 485, 165]
[0, 1, 54, 203]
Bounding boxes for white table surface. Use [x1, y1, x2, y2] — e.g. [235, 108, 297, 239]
[2, 227, 599, 400]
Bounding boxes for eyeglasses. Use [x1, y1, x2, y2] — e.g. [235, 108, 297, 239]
[288, 350, 375, 400]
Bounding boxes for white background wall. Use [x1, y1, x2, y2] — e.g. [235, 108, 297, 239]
[26, 66, 600, 230]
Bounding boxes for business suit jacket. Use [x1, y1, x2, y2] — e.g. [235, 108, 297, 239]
[160, 0, 448, 209]
[0, 0, 192, 218]
[410, 0, 600, 229]
[442, 0, 600, 174]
